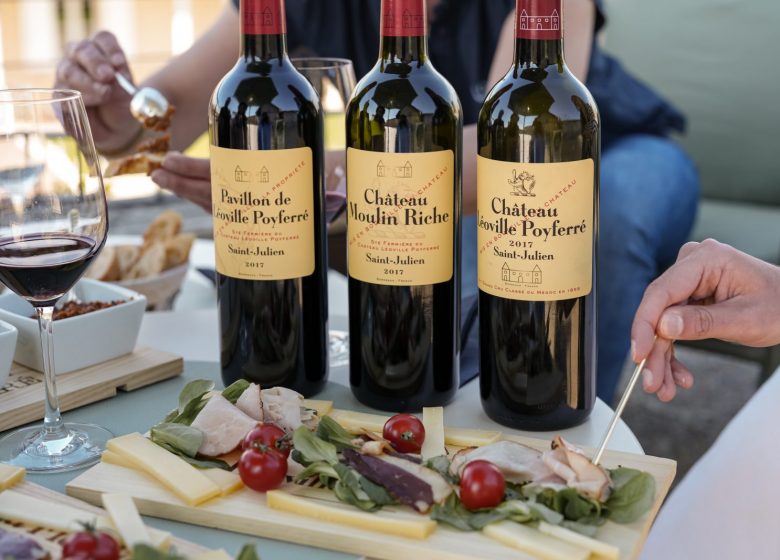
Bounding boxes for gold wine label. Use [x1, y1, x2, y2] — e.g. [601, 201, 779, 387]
[347, 148, 455, 286]
[210, 145, 315, 281]
[477, 156, 595, 301]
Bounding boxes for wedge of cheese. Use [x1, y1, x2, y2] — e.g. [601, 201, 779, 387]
[303, 399, 334, 416]
[267, 490, 436, 540]
[106, 433, 220, 506]
[483, 522, 589, 560]
[202, 468, 243, 496]
[420, 407, 446, 461]
[0, 463, 25, 490]
[102, 493, 154, 549]
[538, 522, 619, 560]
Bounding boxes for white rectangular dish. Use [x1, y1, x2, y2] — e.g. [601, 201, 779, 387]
[0, 279, 146, 374]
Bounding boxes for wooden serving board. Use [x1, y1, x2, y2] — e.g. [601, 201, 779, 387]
[67, 431, 676, 560]
[2, 481, 207, 558]
[0, 347, 183, 431]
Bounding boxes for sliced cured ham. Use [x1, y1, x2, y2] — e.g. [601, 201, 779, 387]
[450, 441, 558, 485]
[541, 436, 612, 501]
[261, 387, 305, 430]
[191, 394, 258, 457]
[236, 383, 263, 421]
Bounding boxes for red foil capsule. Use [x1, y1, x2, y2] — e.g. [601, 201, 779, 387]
[381, 0, 427, 38]
[242, 0, 287, 36]
[516, 0, 563, 41]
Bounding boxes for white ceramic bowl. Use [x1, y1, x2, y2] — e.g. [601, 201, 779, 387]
[0, 279, 146, 375]
[115, 262, 189, 311]
[0, 319, 18, 387]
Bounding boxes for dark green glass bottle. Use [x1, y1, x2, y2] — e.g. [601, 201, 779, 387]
[346, 0, 462, 412]
[477, 0, 600, 430]
[209, 0, 328, 397]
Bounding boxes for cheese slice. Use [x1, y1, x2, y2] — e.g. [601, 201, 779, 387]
[303, 399, 334, 416]
[106, 433, 220, 506]
[267, 489, 436, 540]
[202, 468, 243, 496]
[420, 407, 446, 461]
[102, 493, 153, 549]
[538, 522, 619, 560]
[192, 550, 234, 560]
[0, 464, 25, 490]
[483, 522, 589, 560]
[102, 449, 140, 469]
[0, 490, 99, 531]
[442, 427, 502, 448]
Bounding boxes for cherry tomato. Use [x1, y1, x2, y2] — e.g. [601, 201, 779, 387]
[460, 460, 506, 511]
[62, 529, 120, 560]
[238, 447, 288, 492]
[242, 423, 291, 458]
[383, 413, 426, 454]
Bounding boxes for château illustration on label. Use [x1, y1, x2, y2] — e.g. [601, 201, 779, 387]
[477, 0, 600, 430]
[346, 0, 463, 411]
[209, 0, 328, 396]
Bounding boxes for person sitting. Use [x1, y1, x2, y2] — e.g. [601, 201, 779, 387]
[631, 239, 780, 558]
[53, 0, 700, 403]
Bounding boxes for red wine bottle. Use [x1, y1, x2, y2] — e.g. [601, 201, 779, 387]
[477, 0, 600, 430]
[209, 0, 328, 396]
[346, 0, 463, 412]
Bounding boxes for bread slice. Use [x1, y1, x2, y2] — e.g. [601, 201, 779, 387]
[143, 210, 182, 245]
[125, 241, 166, 279]
[116, 245, 142, 279]
[164, 233, 195, 270]
[86, 246, 120, 281]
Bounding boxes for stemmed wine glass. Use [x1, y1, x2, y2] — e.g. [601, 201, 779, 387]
[292, 58, 357, 226]
[0, 89, 111, 472]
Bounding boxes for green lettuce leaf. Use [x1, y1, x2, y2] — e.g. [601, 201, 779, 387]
[606, 467, 656, 523]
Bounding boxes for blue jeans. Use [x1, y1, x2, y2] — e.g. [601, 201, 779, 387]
[463, 134, 700, 404]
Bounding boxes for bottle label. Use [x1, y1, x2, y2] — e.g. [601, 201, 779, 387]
[347, 148, 454, 286]
[242, 0, 287, 36]
[477, 156, 594, 301]
[381, 0, 426, 37]
[210, 145, 314, 281]
[516, 0, 562, 40]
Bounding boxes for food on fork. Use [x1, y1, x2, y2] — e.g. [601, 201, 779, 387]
[103, 106, 175, 178]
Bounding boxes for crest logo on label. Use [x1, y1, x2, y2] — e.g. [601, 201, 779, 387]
[509, 169, 536, 197]
[376, 160, 413, 179]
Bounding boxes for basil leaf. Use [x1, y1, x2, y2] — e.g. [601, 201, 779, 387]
[424, 456, 458, 484]
[333, 479, 379, 512]
[178, 380, 215, 413]
[295, 461, 339, 483]
[430, 493, 477, 532]
[316, 416, 358, 451]
[293, 426, 339, 465]
[222, 379, 251, 404]
[467, 507, 514, 530]
[526, 501, 564, 525]
[132, 544, 187, 560]
[524, 486, 604, 523]
[606, 468, 656, 523]
[235, 544, 260, 560]
[356, 472, 396, 506]
[150, 423, 203, 458]
[504, 481, 526, 501]
[154, 441, 231, 470]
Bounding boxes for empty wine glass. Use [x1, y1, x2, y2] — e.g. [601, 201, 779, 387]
[292, 58, 356, 225]
[0, 89, 111, 472]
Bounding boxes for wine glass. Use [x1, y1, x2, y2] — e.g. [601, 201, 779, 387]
[0, 89, 111, 472]
[292, 58, 356, 226]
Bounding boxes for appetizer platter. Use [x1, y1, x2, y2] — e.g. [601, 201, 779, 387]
[0, 464, 249, 559]
[66, 380, 676, 560]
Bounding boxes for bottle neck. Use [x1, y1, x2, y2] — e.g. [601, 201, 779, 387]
[379, 0, 429, 64]
[514, 0, 564, 68]
[240, 0, 288, 61]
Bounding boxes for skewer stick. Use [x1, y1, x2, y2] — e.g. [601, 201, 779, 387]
[592, 336, 657, 466]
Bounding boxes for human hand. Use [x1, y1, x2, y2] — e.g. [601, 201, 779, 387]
[54, 31, 140, 152]
[151, 153, 212, 212]
[631, 239, 780, 402]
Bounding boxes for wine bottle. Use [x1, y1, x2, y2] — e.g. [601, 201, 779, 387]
[208, 0, 328, 396]
[477, 0, 600, 430]
[346, 0, 462, 412]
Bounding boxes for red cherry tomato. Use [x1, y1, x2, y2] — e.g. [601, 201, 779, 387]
[460, 460, 506, 511]
[242, 423, 291, 458]
[62, 530, 120, 560]
[238, 447, 288, 492]
[383, 413, 426, 454]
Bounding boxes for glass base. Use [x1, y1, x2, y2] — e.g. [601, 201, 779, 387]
[0, 423, 112, 473]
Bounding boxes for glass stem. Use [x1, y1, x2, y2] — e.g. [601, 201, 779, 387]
[36, 306, 66, 437]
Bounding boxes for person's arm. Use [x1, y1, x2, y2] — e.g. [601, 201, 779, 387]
[631, 240, 780, 402]
[463, 0, 595, 215]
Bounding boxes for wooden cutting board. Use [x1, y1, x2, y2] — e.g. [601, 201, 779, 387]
[0, 347, 183, 432]
[2, 481, 207, 558]
[67, 432, 676, 560]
